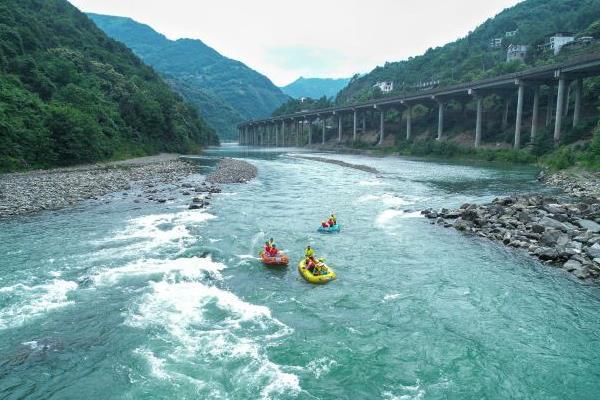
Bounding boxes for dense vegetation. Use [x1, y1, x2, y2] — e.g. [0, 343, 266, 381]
[281, 77, 351, 99]
[333, 0, 600, 170]
[88, 14, 289, 141]
[0, 0, 217, 172]
[337, 0, 600, 103]
[272, 97, 333, 117]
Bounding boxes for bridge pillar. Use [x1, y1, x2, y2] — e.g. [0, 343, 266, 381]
[353, 110, 358, 142]
[437, 101, 444, 140]
[514, 82, 525, 149]
[406, 106, 412, 140]
[296, 120, 300, 147]
[281, 120, 286, 146]
[475, 97, 483, 148]
[338, 114, 343, 143]
[362, 114, 366, 132]
[554, 77, 567, 143]
[546, 85, 554, 127]
[531, 86, 540, 143]
[322, 116, 326, 145]
[378, 109, 385, 146]
[573, 78, 583, 128]
[502, 97, 510, 132]
[308, 120, 313, 145]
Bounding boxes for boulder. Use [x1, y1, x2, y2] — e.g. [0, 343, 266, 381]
[563, 259, 582, 272]
[539, 217, 573, 232]
[531, 224, 545, 234]
[541, 229, 560, 246]
[543, 204, 566, 215]
[585, 243, 600, 259]
[188, 203, 203, 210]
[537, 247, 559, 261]
[575, 219, 600, 233]
[517, 211, 532, 223]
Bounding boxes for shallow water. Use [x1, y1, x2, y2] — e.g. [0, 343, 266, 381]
[1, 145, 599, 400]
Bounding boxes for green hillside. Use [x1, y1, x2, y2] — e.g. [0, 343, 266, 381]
[338, 0, 600, 103]
[0, 0, 217, 172]
[88, 14, 289, 141]
[282, 77, 351, 99]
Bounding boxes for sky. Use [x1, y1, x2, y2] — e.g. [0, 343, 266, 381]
[68, 0, 522, 86]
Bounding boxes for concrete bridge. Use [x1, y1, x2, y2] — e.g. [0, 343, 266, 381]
[237, 52, 600, 149]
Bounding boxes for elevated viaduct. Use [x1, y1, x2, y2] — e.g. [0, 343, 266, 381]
[238, 53, 600, 149]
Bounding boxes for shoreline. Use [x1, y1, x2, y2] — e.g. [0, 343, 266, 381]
[0, 155, 257, 220]
[423, 170, 600, 280]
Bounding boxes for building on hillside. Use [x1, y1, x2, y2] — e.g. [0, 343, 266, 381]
[490, 38, 503, 48]
[409, 80, 441, 91]
[505, 30, 518, 38]
[561, 36, 595, 52]
[299, 97, 308, 103]
[374, 81, 394, 93]
[548, 32, 575, 54]
[506, 44, 529, 63]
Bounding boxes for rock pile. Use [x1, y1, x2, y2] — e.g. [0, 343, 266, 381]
[423, 194, 600, 280]
[539, 170, 600, 198]
[207, 158, 257, 184]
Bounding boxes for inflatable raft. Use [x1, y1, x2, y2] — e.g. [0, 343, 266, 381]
[298, 259, 336, 284]
[317, 224, 341, 233]
[260, 252, 289, 266]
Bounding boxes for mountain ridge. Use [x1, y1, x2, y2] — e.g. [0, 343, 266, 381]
[88, 13, 289, 140]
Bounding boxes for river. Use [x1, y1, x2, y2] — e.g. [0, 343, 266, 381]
[1, 145, 599, 400]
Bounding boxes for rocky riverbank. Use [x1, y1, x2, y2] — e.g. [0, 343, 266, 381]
[207, 158, 257, 184]
[0, 154, 201, 219]
[423, 193, 600, 280]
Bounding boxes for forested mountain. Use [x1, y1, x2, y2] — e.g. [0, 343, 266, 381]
[88, 14, 289, 141]
[337, 0, 600, 103]
[281, 77, 351, 99]
[0, 0, 217, 172]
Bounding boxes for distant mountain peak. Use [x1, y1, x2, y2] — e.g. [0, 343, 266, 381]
[281, 77, 352, 99]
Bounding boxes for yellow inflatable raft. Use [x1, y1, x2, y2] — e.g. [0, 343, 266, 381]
[298, 259, 336, 284]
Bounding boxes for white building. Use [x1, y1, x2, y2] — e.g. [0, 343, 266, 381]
[506, 44, 529, 63]
[505, 30, 518, 38]
[549, 32, 575, 55]
[490, 38, 503, 48]
[374, 81, 394, 93]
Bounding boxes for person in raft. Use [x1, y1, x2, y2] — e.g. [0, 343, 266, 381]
[263, 240, 279, 257]
[305, 245, 315, 258]
[330, 214, 337, 225]
[269, 244, 279, 256]
[263, 241, 272, 255]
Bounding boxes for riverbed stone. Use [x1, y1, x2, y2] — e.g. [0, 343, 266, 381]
[585, 243, 600, 258]
[563, 259, 582, 272]
[576, 219, 600, 233]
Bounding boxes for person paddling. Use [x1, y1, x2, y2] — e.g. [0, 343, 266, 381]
[305, 245, 315, 258]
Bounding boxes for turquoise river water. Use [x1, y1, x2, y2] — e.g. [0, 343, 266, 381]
[1, 145, 599, 399]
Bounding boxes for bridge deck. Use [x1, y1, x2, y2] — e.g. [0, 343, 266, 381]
[239, 52, 600, 127]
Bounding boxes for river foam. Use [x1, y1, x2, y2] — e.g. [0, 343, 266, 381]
[122, 257, 299, 399]
[0, 279, 77, 330]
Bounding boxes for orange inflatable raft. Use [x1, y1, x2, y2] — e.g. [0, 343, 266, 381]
[260, 252, 289, 266]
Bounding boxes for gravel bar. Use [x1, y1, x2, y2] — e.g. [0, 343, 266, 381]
[207, 158, 257, 184]
[0, 154, 199, 219]
[292, 155, 379, 174]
